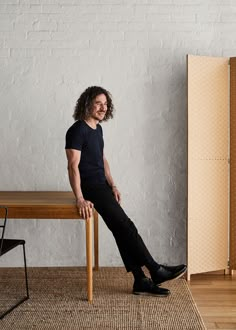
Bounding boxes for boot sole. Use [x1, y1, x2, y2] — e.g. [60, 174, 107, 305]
[133, 291, 170, 297]
[154, 266, 187, 285]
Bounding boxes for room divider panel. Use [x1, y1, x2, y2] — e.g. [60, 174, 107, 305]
[187, 55, 231, 280]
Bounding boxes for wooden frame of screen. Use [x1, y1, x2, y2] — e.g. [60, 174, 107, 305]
[187, 54, 229, 280]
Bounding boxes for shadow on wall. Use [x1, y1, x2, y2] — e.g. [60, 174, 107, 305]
[142, 50, 187, 265]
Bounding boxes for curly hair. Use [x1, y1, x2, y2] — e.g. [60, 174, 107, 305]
[73, 86, 114, 122]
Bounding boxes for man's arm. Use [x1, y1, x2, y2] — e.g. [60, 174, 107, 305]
[103, 154, 116, 188]
[103, 154, 121, 204]
[66, 149, 83, 201]
[66, 149, 93, 218]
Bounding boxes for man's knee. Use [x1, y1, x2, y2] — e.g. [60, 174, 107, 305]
[109, 216, 138, 236]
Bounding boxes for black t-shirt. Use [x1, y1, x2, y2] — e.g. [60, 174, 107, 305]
[65, 120, 106, 185]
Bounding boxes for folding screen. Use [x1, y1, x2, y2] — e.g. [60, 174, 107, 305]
[187, 55, 229, 280]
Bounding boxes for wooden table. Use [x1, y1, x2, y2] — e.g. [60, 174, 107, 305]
[0, 191, 99, 303]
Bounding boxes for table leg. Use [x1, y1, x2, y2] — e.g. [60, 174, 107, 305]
[93, 210, 99, 271]
[187, 271, 191, 281]
[86, 216, 93, 303]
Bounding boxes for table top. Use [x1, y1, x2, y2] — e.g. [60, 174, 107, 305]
[0, 191, 75, 206]
[0, 191, 82, 219]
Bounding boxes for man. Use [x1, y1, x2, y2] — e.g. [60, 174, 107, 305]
[65, 86, 187, 297]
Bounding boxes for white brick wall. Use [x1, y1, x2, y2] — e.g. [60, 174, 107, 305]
[0, 0, 235, 267]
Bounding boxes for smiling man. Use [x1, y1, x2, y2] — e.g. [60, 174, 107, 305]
[65, 86, 187, 297]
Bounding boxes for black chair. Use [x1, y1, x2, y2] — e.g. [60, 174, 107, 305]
[0, 206, 29, 319]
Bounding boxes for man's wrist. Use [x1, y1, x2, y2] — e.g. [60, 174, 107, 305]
[76, 196, 84, 202]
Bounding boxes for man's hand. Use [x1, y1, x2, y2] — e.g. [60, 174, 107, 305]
[76, 197, 94, 219]
[112, 186, 121, 204]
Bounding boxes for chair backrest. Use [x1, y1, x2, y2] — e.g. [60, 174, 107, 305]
[0, 206, 8, 255]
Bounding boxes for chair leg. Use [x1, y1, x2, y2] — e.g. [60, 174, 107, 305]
[23, 243, 29, 299]
[0, 296, 29, 320]
[0, 244, 29, 320]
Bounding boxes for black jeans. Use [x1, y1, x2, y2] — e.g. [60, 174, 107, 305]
[81, 181, 155, 272]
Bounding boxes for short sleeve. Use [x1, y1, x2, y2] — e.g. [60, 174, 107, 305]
[65, 125, 84, 151]
[98, 124, 103, 136]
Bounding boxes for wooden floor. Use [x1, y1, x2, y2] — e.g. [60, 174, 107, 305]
[188, 271, 236, 330]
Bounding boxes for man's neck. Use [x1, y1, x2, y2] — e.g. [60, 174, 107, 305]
[84, 118, 99, 129]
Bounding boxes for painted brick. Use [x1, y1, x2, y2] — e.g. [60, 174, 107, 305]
[10, 47, 51, 57]
[4, 37, 41, 48]
[0, 4, 41, 13]
[33, 18, 57, 31]
[1, 0, 19, 3]
[27, 30, 51, 39]
[57, 22, 94, 32]
[0, 48, 9, 57]
[0, 19, 14, 31]
[39, 38, 89, 48]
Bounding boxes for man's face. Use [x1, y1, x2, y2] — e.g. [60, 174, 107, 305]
[89, 94, 107, 121]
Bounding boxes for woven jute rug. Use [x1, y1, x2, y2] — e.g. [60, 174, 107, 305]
[0, 267, 206, 330]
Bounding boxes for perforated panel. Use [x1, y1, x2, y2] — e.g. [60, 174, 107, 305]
[187, 55, 229, 279]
